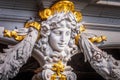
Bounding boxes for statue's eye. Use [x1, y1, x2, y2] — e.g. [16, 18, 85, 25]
[53, 30, 61, 35]
[66, 31, 70, 36]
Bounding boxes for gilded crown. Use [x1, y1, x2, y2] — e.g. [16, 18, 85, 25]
[39, 0, 82, 22]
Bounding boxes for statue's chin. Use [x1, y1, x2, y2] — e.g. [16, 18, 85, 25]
[54, 48, 65, 52]
[52, 46, 66, 52]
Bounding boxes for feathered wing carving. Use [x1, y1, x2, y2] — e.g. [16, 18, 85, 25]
[0, 27, 38, 80]
[79, 33, 120, 80]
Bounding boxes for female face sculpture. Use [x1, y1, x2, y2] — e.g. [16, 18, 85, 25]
[49, 20, 71, 52]
[40, 12, 79, 56]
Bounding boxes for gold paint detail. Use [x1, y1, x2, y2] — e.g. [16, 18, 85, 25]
[89, 35, 107, 43]
[4, 30, 25, 41]
[73, 11, 82, 22]
[25, 21, 41, 31]
[39, 0, 82, 22]
[3, 21, 41, 41]
[51, 61, 66, 80]
[51, 0, 74, 13]
[75, 25, 86, 45]
[39, 8, 52, 20]
[80, 25, 86, 32]
[75, 34, 80, 45]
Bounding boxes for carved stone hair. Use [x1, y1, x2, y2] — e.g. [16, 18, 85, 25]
[36, 12, 81, 58]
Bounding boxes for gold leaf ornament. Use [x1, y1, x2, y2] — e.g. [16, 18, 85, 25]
[25, 21, 41, 31]
[89, 35, 107, 43]
[39, 0, 83, 22]
[101, 35, 107, 41]
[73, 11, 82, 22]
[39, 8, 52, 20]
[75, 34, 80, 45]
[4, 29, 25, 41]
[80, 24, 86, 32]
[51, 0, 74, 13]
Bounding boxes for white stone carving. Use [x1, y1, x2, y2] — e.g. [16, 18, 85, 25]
[0, 12, 120, 80]
[35, 12, 80, 66]
[33, 12, 120, 80]
[33, 12, 80, 80]
[0, 27, 38, 80]
[79, 33, 120, 80]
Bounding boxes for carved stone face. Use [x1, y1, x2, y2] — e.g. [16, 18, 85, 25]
[49, 20, 71, 52]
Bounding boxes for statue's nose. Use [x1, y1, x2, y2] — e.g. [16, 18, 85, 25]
[60, 33, 66, 42]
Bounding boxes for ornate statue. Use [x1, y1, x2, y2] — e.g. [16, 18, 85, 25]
[0, 0, 120, 80]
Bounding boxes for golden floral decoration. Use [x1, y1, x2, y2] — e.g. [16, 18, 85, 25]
[39, 0, 82, 22]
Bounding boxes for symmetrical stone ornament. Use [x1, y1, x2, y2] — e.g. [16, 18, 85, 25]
[0, 0, 119, 80]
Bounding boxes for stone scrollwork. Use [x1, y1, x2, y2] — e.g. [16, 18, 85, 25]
[0, 20, 40, 80]
[25, 21, 41, 31]
[50, 61, 66, 80]
[4, 28, 27, 41]
[0, 27, 39, 80]
[0, 0, 120, 80]
[79, 33, 120, 80]
[39, 0, 82, 22]
[3, 21, 41, 41]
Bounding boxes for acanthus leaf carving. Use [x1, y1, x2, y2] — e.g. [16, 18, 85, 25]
[0, 27, 38, 80]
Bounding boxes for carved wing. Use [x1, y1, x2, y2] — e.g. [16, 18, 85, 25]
[79, 33, 120, 80]
[0, 27, 38, 80]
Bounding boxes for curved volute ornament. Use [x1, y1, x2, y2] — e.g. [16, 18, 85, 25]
[39, 0, 82, 22]
[0, 0, 120, 80]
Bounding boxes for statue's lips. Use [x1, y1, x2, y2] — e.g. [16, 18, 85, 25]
[58, 43, 66, 47]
